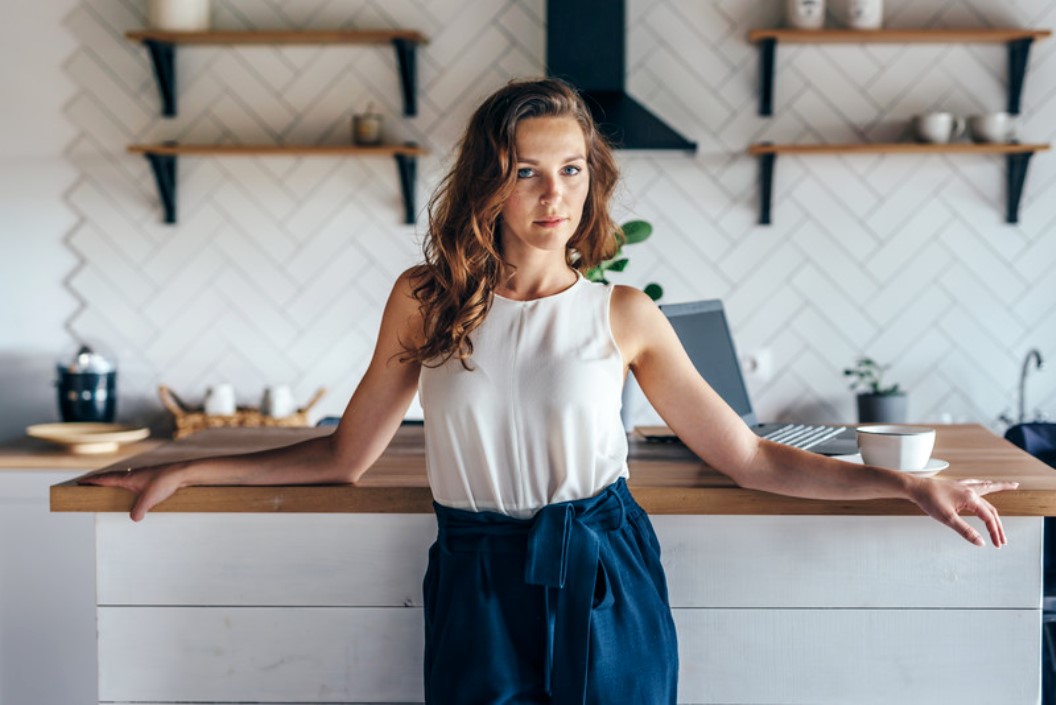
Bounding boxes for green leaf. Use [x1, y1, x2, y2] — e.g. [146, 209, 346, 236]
[643, 283, 663, 301]
[584, 265, 605, 282]
[606, 258, 630, 272]
[621, 220, 652, 244]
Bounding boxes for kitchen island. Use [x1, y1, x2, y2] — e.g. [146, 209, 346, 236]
[53, 424, 1056, 705]
[0, 436, 162, 705]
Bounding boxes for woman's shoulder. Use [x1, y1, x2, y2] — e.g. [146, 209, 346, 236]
[608, 284, 667, 361]
[609, 284, 660, 320]
[381, 266, 429, 345]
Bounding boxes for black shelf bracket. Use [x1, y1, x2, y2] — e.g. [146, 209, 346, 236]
[758, 38, 777, 116]
[143, 40, 177, 117]
[1006, 151, 1035, 224]
[393, 39, 418, 117]
[1008, 38, 1035, 115]
[144, 149, 178, 224]
[395, 150, 418, 224]
[757, 148, 776, 225]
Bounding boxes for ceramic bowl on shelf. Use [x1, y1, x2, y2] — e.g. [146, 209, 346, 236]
[26, 423, 150, 455]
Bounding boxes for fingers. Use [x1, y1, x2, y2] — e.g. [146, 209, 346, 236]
[77, 470, 130, 485]
[969, 480, 1020, 496]
[129, 475, 178, 522]
[965, 493, 1006, 547]
[77, 468, 168, 521]
[947, 513, 986, 547]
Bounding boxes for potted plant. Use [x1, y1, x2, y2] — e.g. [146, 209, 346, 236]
[586, 220, 663, 301]
[843, 356, 907, 423]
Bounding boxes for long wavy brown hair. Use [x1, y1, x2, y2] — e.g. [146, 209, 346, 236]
[405, 77, 622, 368]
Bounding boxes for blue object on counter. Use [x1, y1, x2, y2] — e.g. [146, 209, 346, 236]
[1005, 422, 1056, 705]
[56, 369, 117, 422]
[315, 417, 424, 428]
[1006, 423, 1056, 468]
[56, 343, 118, 423]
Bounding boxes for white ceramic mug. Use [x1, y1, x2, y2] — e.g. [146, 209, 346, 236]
[913, 113, 965, 144]
[787, 0, 826, 29]
[845, 0, 883, 29]
[857, 425, 936, 471]
[968, 112, 1015, 143]
[148, 0, 211, 31]
[261, 385, 296, 418]
[204, 383, 236, 416]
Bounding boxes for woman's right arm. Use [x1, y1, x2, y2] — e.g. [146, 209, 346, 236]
[79, 269, 425, 521]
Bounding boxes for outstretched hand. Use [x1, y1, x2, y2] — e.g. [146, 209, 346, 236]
[909, 477, 1019, 547]
[78, 464, 186, 522]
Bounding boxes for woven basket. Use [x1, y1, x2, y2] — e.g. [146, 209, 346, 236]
[159, 385, 327, 439]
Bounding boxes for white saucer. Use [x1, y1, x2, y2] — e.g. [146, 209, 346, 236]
[833, 453, 949, 478]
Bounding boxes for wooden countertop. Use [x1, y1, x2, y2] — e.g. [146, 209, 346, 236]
[50, 424, 1056, 516]
[0, 436, 165, 471]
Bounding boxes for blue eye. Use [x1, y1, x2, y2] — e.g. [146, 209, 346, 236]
[563, 165, 582, 176]
[516, 167, 534, 178]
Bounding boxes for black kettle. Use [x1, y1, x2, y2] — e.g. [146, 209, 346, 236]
[56, 344, 117, 423]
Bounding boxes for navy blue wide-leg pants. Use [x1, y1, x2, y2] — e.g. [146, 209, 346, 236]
[422, 478, 679, 704]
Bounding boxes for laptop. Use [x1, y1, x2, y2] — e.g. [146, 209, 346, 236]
[650, 299, 858, 455]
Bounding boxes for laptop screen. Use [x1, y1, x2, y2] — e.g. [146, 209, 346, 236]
[659, 300, 758, 426]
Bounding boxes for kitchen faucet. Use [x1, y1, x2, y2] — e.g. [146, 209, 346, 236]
[1019, 348, 1045, 423]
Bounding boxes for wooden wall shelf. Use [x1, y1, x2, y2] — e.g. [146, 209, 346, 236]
[125, 29, 427, 44]
[129, 142, 427, 225]
[125, 29, 427, 117]
[748, 27, 1051, 116]
[749, 142, 1050, 225]
[749, 142, 1049, 155]
[747, 28, 1051, 44]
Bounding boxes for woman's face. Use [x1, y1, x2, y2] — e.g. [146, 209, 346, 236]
[498, 116, 590, 259]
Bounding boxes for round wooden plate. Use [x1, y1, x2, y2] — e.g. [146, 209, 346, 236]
[26, 423, 150, 455]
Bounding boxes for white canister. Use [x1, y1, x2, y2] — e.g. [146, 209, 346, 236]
[204, 383, 236, 416]
[786, 0, 826, 29]
[845, 0, 883, 30]
[148, 0, 211, 31]
[261, 385, 296, 418]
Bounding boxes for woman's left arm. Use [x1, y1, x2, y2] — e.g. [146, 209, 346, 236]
[610, 286, 1017, 547]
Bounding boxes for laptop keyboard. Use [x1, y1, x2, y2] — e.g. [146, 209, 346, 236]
[763, 424, 847, 450]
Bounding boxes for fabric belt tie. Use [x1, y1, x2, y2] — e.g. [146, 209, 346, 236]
[523, 486, 626, 705]
[433, 481, 630, 705]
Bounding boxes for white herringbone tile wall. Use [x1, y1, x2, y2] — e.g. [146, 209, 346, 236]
[63, 0, 1055, 431]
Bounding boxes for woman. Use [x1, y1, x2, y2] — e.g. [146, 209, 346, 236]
[82, 78, 1017, 704]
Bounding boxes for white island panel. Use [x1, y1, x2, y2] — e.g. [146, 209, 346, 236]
[97, 605, 1038, 705]
[97, 514, 1041, 609]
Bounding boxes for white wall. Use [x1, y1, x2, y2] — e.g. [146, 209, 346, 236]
[0, 0, 81, 441]
[1, 0, 1054, 443]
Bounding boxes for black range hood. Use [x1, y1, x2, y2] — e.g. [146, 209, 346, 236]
[547, 0, 697, 152]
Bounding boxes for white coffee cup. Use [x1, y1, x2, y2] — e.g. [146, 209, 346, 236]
[845, 0, 883, 29]
[204, 383, 236, 416]
[968, 112, 1015, 143]
[261, 385, 296, 418]
[913, 113, 965, 144]
[148, 0, 211, 31]
[857, 425, 936, 471]
[787, 0, 826, 29]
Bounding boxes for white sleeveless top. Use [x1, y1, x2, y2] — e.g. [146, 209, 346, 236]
[418, 275, 629, 518]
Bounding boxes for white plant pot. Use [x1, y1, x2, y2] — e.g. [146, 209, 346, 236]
[845, 0, 883, 29]
[786, 0, 826, 29]
[149, 0, 211, 31]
